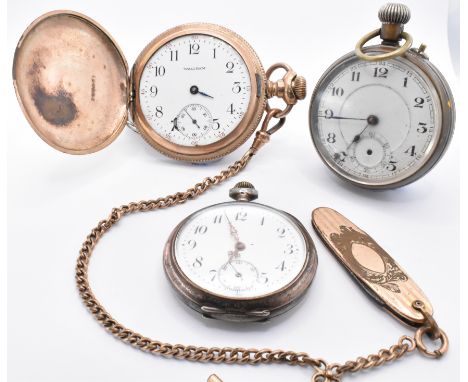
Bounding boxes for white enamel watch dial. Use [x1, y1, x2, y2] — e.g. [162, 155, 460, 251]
[174, 202, 307, 298]
[310, 49, 455, 189]
[164, 183, 317, 321]
[131, 23, 267, 162]
[139, 33, 252, 146]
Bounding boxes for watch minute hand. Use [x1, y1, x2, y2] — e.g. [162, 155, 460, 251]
[319, 115, 367, 121]
[224, 212, 240, 242]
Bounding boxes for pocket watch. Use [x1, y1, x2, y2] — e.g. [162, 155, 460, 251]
[163, 181, 318, 321]
[309, 3, 455, 189]
[13, 11, 305, 160]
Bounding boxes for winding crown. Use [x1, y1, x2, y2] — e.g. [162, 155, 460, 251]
[293, 76, 307, 101]
[378, 3, 411, 25]
[229, 181, 258, 202]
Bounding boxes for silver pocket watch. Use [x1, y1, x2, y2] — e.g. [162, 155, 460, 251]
[163, 182, 318, 322]
[309, 3, 455, 189]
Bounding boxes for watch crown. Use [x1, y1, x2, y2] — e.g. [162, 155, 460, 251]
[378, 3, 411, 25]
[234, 181, 254, 189]
[292, 75, 307, 100]
[229, 182, 258, 202]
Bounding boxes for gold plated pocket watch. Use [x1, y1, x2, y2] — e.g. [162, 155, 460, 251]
[163, 182, 318, 321]
[13, 11, 305, 160]
[309, 3, 455, 189]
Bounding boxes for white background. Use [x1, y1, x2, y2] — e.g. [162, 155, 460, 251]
[6, 1, 460, 382]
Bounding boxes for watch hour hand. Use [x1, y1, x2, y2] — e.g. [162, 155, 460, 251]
[344, 115, 379, 150]
[198, 90, 214, 99]
[190, 85, 214, 99]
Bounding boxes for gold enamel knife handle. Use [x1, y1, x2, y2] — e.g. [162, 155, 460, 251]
[312, 207, 432, 327]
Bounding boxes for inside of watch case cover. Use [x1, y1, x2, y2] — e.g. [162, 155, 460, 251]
[13, 11, 129, 154]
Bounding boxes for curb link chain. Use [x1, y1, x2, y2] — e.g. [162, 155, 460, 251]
[312, 335, 417, 382]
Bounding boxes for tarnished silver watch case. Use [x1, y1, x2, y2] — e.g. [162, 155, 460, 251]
[163, 184, 318, 322]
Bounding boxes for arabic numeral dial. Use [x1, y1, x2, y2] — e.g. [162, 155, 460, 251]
[139, 33, 252, 148]
[174, 203, 308, 298]
[312, 57, 441, 186]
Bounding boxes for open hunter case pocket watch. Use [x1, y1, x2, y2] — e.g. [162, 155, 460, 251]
[13, 10, 306, 159]
[309, 3, 455, 189]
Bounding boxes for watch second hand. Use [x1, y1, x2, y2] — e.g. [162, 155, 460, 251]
[226, 251, 242, 277]
[184, 108, 201, 129]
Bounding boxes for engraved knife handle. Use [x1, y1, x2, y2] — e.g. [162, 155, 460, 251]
[312, 207, 432, 327]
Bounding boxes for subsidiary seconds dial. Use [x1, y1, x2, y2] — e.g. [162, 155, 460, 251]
[139, 34, 251, 147]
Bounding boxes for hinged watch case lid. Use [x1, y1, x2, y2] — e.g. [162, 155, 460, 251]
[13, 10, 130, 154]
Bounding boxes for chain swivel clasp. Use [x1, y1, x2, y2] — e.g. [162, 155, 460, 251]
[412, 300, 449, 358]
[249, 108, 285, 153]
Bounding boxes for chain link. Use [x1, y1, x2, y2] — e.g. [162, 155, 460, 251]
[334, 336, 416, 375]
